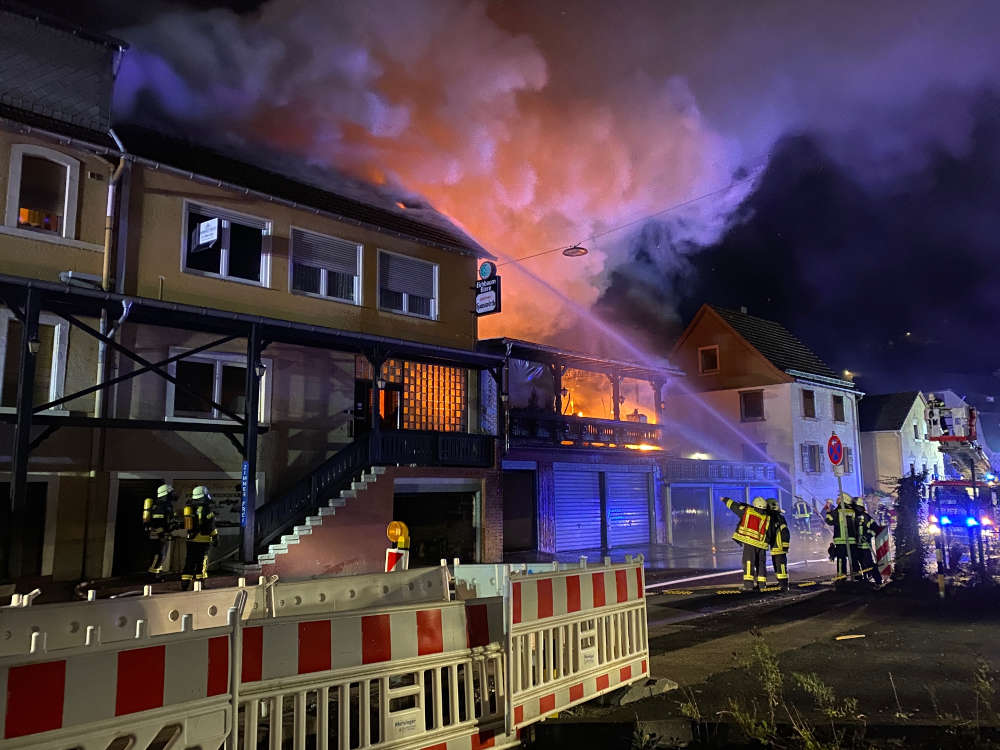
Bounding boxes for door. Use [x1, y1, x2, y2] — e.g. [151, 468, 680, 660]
[113, 479, 161, 576]
[502, 470, 536, 552]
[0, 481, 46, 576]
[669, 486, 712, 548]
[354, 381, 403, 433]
[393, 492, 476, 566]
[605, 472, 651, 548]
[553, 468, 601, 552]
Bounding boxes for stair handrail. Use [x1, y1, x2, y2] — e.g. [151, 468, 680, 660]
[254, 435, 372, 548]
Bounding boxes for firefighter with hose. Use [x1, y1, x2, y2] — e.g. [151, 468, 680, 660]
[721, 495, 772, 591]
[825, 493, 858, 585]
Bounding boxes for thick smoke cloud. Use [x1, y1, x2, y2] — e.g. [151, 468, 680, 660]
[108, 0, 1000, 379]
[113, 0, 746, 346]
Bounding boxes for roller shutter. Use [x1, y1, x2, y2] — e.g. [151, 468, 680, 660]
[554, 468, 601, 551]
[605, 472, 651, 547]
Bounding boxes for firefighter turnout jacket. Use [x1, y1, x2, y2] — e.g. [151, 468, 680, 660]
[768, 509, 791, 555]
[723, 497, 771, 549]
[184, 501, 218, 545]
[143, 493, 176, 538]
[824, 501, 857, 544]
[792, 498, 811, 523]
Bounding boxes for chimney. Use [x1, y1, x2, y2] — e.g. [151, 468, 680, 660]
[740, 306, 748, 314]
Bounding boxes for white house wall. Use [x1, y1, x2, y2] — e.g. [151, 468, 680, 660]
[789, 384, 863, 503]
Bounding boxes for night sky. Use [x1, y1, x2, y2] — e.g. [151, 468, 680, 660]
[35, 0, 1000, 396]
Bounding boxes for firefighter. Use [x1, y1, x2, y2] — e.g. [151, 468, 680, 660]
[721, 496, 771, 591]
[852, 498, 882, 586]
[181, 485, 218, 590]
[767, 499, 791, 591]
[143, 483, 178, 580]
[824, 494, 857, 584]
[791, 495, 812, 537]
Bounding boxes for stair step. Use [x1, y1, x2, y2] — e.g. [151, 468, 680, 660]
[293, 525, 312, 535]
[269, 544, 288, 555]
[351, 481, 368, 491]
[319, 506, 337, 516]
[258, 555, 276, 565]
[340, 490, 357, 500]
[280, 534, 301, 546]
[361, 473, 377, 482]
[370, 466, 387, 475]
[305, 515, 324, 525]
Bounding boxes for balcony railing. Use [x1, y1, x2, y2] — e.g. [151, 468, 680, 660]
[662, 457, 787, 484]
[509, 408, 663, 449]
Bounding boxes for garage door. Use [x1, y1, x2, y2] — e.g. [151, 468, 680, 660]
[606, 472, 651, 548]
[554, 469, 601, 552]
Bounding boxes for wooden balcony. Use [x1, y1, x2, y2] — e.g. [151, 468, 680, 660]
[508, 408, 664, 450]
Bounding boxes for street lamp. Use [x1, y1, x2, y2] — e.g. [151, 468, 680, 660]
[562, 245, 589, 257]
[254, 361, 266, 378]
[27, 336, 40, 355]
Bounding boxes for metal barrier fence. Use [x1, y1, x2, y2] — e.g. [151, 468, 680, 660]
[2, 557, 647, 750]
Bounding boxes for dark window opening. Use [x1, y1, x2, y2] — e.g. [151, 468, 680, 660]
[833, 394, 846, 422]
[802, 389, 816, 418]
[698, 346, 719, 374]
[17, 155, 66, 234]
[740, 390, 764, 421]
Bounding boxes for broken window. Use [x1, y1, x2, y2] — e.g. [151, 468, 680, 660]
[185, 203, 269, 284]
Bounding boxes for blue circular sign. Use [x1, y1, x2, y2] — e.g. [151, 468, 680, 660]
[827, 434, 843, 465]
[479, 261, 497, 280]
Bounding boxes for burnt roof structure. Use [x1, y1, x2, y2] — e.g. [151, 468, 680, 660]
[478, 337, 680, 382]
[858, 391, 922, 432]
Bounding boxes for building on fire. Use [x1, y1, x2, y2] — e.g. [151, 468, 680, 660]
[0, 7, 504, 586]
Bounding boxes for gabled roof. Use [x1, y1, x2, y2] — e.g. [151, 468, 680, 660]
[114, 125, 490, 258]
[708, 305, 847, 385]
[858, 391, 922, 432]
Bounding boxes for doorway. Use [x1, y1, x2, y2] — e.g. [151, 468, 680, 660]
[113, 479, 162, 576]
[502, 470, 536, 552]
[393, 491, 476, 566]
[0, 481, 47, 576]
[354, 380, 403, 433]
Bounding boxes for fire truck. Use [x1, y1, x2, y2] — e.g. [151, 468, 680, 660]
[925, 393, 998, 573]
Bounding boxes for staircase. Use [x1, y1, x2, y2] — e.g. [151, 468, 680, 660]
[243, 430, 495, 577]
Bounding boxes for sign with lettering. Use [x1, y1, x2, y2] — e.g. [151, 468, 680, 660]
[476, 276, 501, 315]
[240, 461, 250, 528]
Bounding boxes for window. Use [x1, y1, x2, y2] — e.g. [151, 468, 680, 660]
[378, 250, 437, 319]
[800, 443, 823, 473]
[697, 345, 719, 375]
[832, 394, 846, 422]
[0, 310, 69, 412]
[910, 463, 916, 476]
[740, 390, 764, 421]
[4, 144, 80, 239]
[290, 227, 361, 304]
[843, 446, 854, 474]
[802, 389, 816, 418]
[184, 202, 270, 285]
[166, 349, 272, 423]
[913, 422, 920, 440]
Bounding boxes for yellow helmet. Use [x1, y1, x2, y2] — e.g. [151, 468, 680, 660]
[752, 497, 767, 510]
[157, 483, 174, 499]
[192, 485, 211, 502]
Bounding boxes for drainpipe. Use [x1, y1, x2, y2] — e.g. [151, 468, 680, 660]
[83, 129, 126, 580]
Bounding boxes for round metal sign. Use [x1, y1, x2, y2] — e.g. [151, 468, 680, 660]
[479, 261, 497, 280]
[827, 433, 844, 465]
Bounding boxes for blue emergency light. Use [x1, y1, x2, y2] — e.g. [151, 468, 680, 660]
[967, 517, 979, 527]
[940, 516, 952, 526]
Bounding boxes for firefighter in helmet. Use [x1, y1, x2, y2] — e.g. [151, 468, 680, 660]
[766, 499, 791, 592]
[143, 483, 178, 580]
[824, 493, 857, 584]
[851, 498, 882, 586]
[181, 485, 218, 590]
[722, 495, 771, 591]
[791, 495, 813, 537]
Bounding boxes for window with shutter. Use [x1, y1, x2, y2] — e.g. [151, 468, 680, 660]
[800, 444, 810, 472]
[843, 446, 854, 474]
[184, 202, 270, 285]
[378, 250, 438, 319]
[802, 389, 816, 418]
[290, 228, 361, 303]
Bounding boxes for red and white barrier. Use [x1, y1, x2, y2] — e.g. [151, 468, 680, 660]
[2, 556, 648, 749]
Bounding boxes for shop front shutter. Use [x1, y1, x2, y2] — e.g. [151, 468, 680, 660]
[605, 471, 651, 548]
[553, 468, 602, 552]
